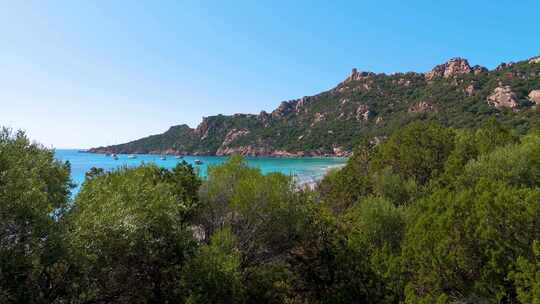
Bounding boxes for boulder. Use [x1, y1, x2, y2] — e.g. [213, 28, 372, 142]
[472, 65, 488, 75]
[408, 101, 436, 113]
[487, 86, 519, 109]
[496, 62, 515, 71]
[313, 112, 325, 123]
[345, 68, 376, 82]
[529, 56, 540, 64]
[465, 84, 476, 96]
[221, 129, 250, 146]
[425, 58, 472, 80]
[356, 104, 371, 121]
[529, 90, 540, 104]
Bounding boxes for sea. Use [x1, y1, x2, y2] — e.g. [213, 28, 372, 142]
[54, 150, 348, 194]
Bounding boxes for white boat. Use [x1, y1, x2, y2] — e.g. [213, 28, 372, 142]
[112, 154, 118, 160]
[128, 154, 137, 159]
[160, 155, 166, 160]
[175, 155, 184, 159]
[194, 159, 203, 165]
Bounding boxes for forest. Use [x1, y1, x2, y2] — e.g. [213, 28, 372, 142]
[1, 119, 540, 303]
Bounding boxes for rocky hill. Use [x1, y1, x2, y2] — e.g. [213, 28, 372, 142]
[89, 55, 540, 156]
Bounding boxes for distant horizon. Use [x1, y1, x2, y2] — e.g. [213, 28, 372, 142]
[1, 1, 539, 148]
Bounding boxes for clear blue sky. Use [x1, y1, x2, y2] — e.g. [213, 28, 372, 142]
[1, 1, 539, 148]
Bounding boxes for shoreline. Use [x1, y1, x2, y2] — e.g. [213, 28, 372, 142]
[79, 150, 351, 160]
[295, 163, 347, 189]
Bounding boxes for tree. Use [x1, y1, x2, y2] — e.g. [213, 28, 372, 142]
[182, 228, 245, 304]
[197, 156, 313, 302]
[330, 197, 406, 303]
[512, 241, 540, 304]
[318, 141, 373, 212]
[198, 156, 306, 265]
[66, 164, 200, 303]
[0, 128, 72, 303]
[402, 180, 540, 303]
[370, 122, 455, 186]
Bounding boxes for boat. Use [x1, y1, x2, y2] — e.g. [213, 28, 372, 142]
[194, 159, 203, 165]
[112, 153, 118, 160]
[128, 154, 137, 159]
[175, 155, 184, 159]
[160, 155, 166, 160]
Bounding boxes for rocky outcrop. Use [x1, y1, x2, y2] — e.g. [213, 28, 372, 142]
[465, 84, 476, 96]
[425, 58, 472, 80]
[272, 101, 295, 118]
[473, 65, 488, 75]
[496, 62, 516, 71]
[88, 54, 540, 158]
[258, 111, 271, 127]
[195, 117, 211, 139]
[221, 129, 250, 146]
[332, 146, 352, 157]
[487, 86, 519, 109]
[344, 68, 376, 82]
[397, 78, 412, 87]
[529, 90, 540, 105]
[216, 145, 269, 156]
[356, 105, 371, 121]
[529, 56, 540, 64]
[408, 101, 436, 113]
[312, 112, 326, 125]
[271, 97, 308, 118]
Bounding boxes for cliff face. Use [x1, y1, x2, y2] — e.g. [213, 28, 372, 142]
[89, 55, 540, 157]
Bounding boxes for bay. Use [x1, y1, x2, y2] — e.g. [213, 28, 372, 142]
[54, 149, 347, 194]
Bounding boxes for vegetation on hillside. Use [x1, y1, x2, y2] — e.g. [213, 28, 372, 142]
[90, 57, 540, 156]
[3, 118, 540, 303]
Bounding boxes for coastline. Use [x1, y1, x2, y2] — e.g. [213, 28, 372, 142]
[58, 150, 348, 194]
[83, 149, 352, 159]
[295, 163, 347, 189]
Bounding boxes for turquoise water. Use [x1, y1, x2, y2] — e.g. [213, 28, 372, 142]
[54, 150, 347, 194]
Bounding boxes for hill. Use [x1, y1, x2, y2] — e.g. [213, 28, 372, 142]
[89, 55, 540, 156]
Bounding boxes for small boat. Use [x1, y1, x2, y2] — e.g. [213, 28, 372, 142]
[128, 154, 137, 159]
[160, 155, 166, 160]
[194, 159, 203, 165]
[175, 155, 184, 159]
[112, 154, 118, 160]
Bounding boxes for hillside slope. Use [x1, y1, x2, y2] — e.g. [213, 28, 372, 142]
[89, 55, 540, 156]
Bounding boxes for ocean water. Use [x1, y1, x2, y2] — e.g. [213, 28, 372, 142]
[54, 150, 347, 194]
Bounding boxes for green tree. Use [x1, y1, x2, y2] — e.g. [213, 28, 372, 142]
[182, 228, 245, 304]
[402, 180, 540, 303]
[371, 122, 455, 186]
[0, 128, 72, 304]
[198, 156, 307, 265]
[512, 241, 540, 304]
[331, 197, 406, 303]
[318, 142, 373, 212]
[197, 156, 313, 302]
[66, 164, 200, 303]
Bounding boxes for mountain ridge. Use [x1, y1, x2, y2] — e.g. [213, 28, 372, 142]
[89, 55, 540, 156]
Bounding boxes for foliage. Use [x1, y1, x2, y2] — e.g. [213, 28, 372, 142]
[182, 228, 245, 304]
[0, 128, 72, 304]
[66, 163, 200, 303]
[512, 241, 540, 304]
[5, 118, 540, 303]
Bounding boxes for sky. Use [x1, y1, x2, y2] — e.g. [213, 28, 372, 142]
[1, 1, 539, 148]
